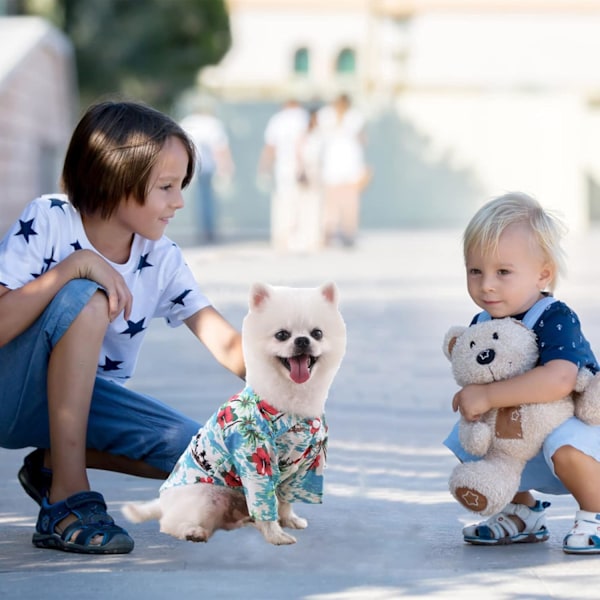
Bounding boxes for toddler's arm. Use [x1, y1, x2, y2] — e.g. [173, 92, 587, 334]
[0, 250, 131, 347]
[185, 307, 245, 379]
[452, 359, 578, 422]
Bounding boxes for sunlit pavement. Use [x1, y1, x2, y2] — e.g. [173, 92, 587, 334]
[3, 229, 600, 599]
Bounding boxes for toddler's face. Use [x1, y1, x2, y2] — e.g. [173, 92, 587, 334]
[465, 222, 553, 318]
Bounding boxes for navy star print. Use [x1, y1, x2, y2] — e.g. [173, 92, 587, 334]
[100, 356, 123, 372]
[136, 253, 153, 272]
[70, 240, 82, 251]
[15, 219, 38, 243]
[49, 198, 68, 211]
[170, 289, 192, 306]
[120, 318, 146, 338]
[43, 247, 57, 272]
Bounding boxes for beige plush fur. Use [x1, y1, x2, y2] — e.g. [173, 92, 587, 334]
[443, 318, 597, 516]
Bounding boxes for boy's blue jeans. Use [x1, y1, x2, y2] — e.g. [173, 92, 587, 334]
[0, 279, 199, 473]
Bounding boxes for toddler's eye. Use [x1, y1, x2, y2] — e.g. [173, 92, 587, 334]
[311, 329, 323, 340]
[275, 330, 290, 341]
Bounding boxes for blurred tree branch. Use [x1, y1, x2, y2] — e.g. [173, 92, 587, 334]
[19, 0, 231, 111]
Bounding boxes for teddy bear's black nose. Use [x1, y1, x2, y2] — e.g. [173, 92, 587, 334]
[477, 348, 495, 365]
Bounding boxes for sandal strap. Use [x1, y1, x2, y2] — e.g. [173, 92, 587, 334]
[37, 491, 110, 534]
[481, 508, 521, 539]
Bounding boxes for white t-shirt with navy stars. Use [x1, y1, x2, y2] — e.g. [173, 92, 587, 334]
[0, 195, 210, 384]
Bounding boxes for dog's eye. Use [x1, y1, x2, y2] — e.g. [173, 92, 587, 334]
[493, 332, 499, 340]
[311, 329, 323, 340]
[275, 330, 291, 341]
[470, 341, 476, 349]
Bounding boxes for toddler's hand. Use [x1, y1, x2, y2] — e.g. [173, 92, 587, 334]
[452, 384, 491, 422]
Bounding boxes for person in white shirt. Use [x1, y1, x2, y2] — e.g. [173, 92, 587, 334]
[258, 99, 309, 252]
[0, 100, 245, 554]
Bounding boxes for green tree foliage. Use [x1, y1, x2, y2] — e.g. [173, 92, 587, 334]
[24, 0, 231, 111]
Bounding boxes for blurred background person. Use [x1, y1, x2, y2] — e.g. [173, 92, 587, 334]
[257, 99, 309, 252]
[293, 107, 325, 253]
[318, 93, 371, 248]
[180, 98, 235, 244]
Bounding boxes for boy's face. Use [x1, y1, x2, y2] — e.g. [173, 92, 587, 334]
[465, 222, 553, 318]
[115, 136, 188, 241]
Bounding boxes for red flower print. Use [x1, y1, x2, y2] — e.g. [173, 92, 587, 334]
[310, 418, 321, 434]
[223, 468, 242, 487]
[217, 406, 234, 428]
[309, 455, 321, 471]
[257, 400, 279, 421]
[197, 476, 214, 484]
[251, 447, 273, 476]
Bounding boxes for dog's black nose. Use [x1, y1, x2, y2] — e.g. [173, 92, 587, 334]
[476, 348, 495, 365]
[295, 336, 310, 350]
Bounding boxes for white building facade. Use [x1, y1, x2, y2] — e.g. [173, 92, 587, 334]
[199, 0, 600, 232]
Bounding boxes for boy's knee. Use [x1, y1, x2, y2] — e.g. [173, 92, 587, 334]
[79, 289, 110, 328]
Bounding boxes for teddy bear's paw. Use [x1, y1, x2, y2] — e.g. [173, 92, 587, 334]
[575, 395, 600, 426]
[459, 421, 493, 456]
[454, 486, 489, 513]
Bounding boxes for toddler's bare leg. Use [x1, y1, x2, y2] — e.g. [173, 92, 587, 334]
[553, 445, 600, 511]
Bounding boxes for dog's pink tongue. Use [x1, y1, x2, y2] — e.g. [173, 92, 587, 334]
[289, 355, 311, 384]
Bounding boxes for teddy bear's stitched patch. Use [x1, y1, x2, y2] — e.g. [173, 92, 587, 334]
[494, 407, 523, 439]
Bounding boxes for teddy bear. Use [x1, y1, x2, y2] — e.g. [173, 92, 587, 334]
[444, 316, 600, 517]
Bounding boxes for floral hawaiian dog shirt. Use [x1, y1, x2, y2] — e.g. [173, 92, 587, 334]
[160, 386, 328, 521]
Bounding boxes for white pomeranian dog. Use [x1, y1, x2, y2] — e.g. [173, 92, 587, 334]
[122, 282, 346, 545]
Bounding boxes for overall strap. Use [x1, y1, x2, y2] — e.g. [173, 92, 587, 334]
[475, 295, 557, 329]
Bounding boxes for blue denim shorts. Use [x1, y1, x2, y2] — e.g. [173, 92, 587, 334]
[444, 416, 600, 495]
[0, 279, 199, 473]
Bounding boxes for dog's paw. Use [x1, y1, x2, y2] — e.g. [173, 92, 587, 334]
[280, 513, 308, 530]
[254, 520, 297, 545]
[183, 526, 209, 542]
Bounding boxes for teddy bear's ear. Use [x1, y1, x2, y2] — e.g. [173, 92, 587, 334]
[443, 326, 467, 360]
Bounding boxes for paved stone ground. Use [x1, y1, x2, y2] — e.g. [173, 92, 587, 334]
[3, 229, 600, 599]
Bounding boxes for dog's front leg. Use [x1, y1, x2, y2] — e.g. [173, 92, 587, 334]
[253, 519, 297, 545]
[278, 501, 307, 530]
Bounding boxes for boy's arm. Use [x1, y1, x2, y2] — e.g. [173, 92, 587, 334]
[0, 250, 131, 347]
[452, 359, 578, 422]
[184, 306, 246, 379]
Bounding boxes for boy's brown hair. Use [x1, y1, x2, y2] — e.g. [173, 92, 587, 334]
[62, 100, 196, 218]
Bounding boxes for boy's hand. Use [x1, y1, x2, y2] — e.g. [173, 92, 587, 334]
[63, 250, 132, 321]
[452, 384, 491, 422]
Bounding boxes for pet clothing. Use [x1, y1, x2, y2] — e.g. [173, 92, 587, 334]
[161, 386, 328, 521]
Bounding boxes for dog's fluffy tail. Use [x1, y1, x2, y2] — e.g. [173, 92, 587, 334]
[121, 499, 162, 523]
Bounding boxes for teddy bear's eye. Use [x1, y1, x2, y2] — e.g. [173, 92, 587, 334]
[493, 332, 499, 340]
[470, 341, 476, 348]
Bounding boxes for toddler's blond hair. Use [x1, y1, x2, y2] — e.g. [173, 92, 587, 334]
[463, 192, 567, 292]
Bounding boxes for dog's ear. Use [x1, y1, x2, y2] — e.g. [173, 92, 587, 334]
[320, 282, 339, 306]
[249, 282, 271, 310]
